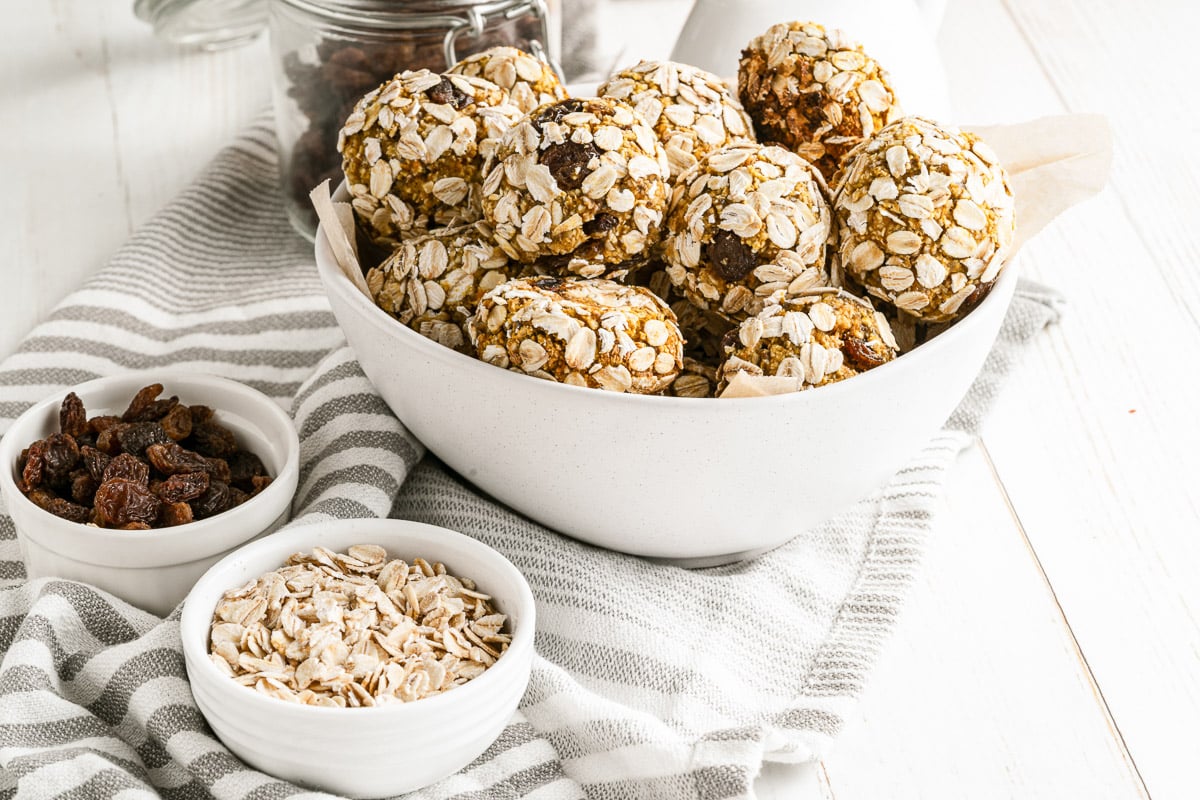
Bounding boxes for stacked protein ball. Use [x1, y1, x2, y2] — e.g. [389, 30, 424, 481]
[337, 27, 1015, 397]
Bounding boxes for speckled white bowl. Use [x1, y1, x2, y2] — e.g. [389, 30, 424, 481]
[316, 183, 1016, 564]
[0, 372, 299, 614]
[180, 518, 535, 799]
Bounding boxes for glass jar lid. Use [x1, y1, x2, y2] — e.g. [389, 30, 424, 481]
[134, 0, 268, 49]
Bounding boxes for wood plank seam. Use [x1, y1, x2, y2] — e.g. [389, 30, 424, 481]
[977, 438, 1152, 799]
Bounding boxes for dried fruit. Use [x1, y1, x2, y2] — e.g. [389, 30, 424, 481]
[145, 442, 210, 475]
[60, 392, 88, 438]
[122, 383, 179, 422]
[94, 479, 162, 528]
[80, 446, 111, 483]
[227, 450, 268, 488]
[185, 421, 238, 458]
[70, 470, 98, 506]
[16, 385, 274, 528]
[159, 404, 193, 441]
[27, 488, 92, 524]
[160, 502, 194, 527]
[191, 481, 233, 520]
[156, 472, 210, 504]
[102, 453, 150, 486]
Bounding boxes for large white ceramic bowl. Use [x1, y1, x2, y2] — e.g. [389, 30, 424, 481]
[0, 372, 300, 615]
[180, 518, 535, 798]
[316, 185, 1016, 563]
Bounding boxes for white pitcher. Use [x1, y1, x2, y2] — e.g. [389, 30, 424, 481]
[670, 0, 952, 119]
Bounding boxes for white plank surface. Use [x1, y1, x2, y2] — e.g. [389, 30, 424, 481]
[0, 1, 269, 360]
[3, 1, 1195, 798]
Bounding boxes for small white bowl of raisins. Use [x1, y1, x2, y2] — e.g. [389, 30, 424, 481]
[0, 372, 299, 616]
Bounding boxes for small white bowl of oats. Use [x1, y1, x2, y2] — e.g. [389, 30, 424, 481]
[179, 517, 535, 798]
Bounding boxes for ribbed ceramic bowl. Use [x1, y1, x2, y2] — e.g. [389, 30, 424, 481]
[180, 518, 535, 798]
[0, 372, 299, 615]
[316, 184, 1016, 564]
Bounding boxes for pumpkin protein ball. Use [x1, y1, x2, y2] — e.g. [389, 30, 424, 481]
[480, 97, 671, 268]
[597, 59, 755, 181]
[718, 288, 898, 391]
[467, 276, 684, 394]
[447, 46, 568, 114]
[339, 69, 524, 245]
[834, 116, 1015, 323]
[738, 21, 902, 180]
[366, 222, 519, 352]
[661, 142, 834, 322]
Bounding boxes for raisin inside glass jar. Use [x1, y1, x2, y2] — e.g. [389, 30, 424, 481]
[269, 0, 561, 239]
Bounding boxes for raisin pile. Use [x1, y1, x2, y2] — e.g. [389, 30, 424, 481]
[16, 384, 274, 529]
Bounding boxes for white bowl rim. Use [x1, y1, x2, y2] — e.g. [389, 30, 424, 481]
[180, 517, 536, 718]
[0, 370, 299, 546]
[315, 187, 1019, 409]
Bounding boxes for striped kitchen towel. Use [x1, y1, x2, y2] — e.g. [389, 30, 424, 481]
[0, 118, 1060, 800]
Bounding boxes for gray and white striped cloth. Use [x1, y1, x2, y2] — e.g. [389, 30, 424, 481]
[0, 119, 1060, 799]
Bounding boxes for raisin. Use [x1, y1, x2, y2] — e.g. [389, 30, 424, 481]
[156, 471, 210, 504]
[121, 383, 179, 422]
[60, 392, 88, 438]
[88, 415, 123, 434]
[842, 336, 887, 371]
[80, 446, 112, 483]
[959, 281, 994, 315]
[21, 440, 45, 491]
[539, 141, 599, 191]
[120, 522, 152, 531]
[184, 420, 238, 458]
[103, 453, 150, 485]
[27, 488, 92, 524]
[70, 470, 98, 506]
[206, 457, 232, 484]
[41, 433, 80, 487]
[583, 213, 617, 236]
[230, 486, 251, 506]
[95, 423, 128, 455]
[228, 450, 267, 487]
[159, 502, 194, 527]
[190, 480, 233, 520]
[426, 77, 469, 109]
[16, 448, 28, 477]
[534, 99, 586, 126]
[159, 403, 193, 441]
[94, 479, 161, 528]
[250, 475, 274, 496]
[146, 442, 211, 475]
[532, 276, 566, 291]
[189, 405, 215, 424]
[117, 423, 171, 457]
[705, 230, 757, 282]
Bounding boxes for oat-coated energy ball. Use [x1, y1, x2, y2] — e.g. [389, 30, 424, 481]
[597, 60, 755, 181]
[468, 276, 684, 393]
[834, 117, 1015, 323]
[481, 97, 671, 267]
[738, 21, 902, 180]
[340, 69, 523, 245]
[448, 46, 568, 114]
[719, 289, 898, 391]
[661, 142, 833, 322]
[366, 222, 518, 352]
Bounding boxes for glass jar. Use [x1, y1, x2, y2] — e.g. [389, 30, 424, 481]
[134, 0, 268, 49]
[269, 0, 561, 239]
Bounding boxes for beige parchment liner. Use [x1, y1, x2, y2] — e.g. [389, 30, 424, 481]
[311, 113, 1113, 399]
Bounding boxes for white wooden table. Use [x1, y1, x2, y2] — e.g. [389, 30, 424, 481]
[3, 1, 1196, 798]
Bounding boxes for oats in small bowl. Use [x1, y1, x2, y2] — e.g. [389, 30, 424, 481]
[180, 518, 535, 799]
